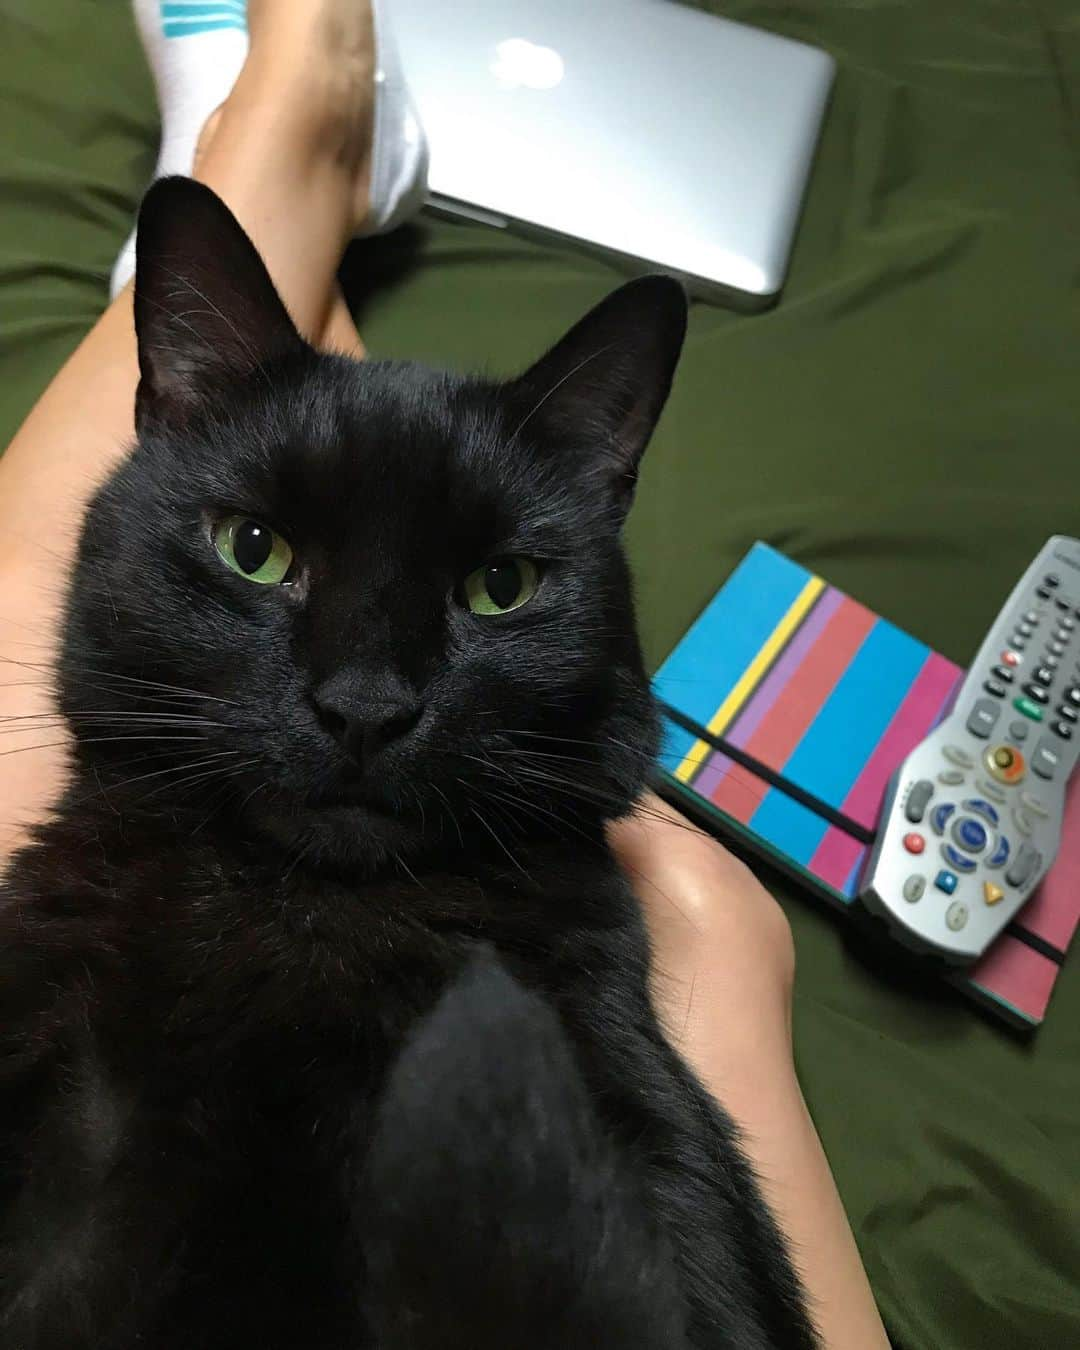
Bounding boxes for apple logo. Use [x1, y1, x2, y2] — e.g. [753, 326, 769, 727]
[491, 37, 565, 91]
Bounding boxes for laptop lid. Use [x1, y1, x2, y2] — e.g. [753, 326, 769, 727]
[392, 0, 834, 308]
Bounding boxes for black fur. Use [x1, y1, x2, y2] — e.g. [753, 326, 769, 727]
[0, 178, 816, 1348]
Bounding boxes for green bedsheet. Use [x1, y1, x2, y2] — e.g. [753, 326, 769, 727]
[1, 1, 1078, 1344]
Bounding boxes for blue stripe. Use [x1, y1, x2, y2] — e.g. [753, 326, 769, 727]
[748, 619, 928, 864]
[162, 16, 245, 36]
[748, 791, 829, 870]
[776, 619, 928, 808]
[162, 0, 245, 15]
[652, 543, 813, 729]
[657, 716, 696, 773]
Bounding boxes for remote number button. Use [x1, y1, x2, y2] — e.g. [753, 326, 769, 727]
[1009, 635, 1027, 651]
[1055, 598, 1071, 613]
[904, 779, 934, 823]
[1061, 615, 1076, 631]
[903, 875, 926, 903]
[945, 901, 972, 934]
[990, 664, 1015, 683]
[983, 679, 1007, 698]
[966, 699, 1001, 738]
[1059, 703, 1079, 723]
[1005, 842, 1040, 889]
[1049, 640, 1066, 656]
[1043, 574, 1060, 588]
[1052, 719, 1073, 740]
[1021, 683, 1049, 705]
[1024, 610, 1040, 625]
[1032, 666, 1055, 687]
[1036, 587, 1052, 600]
[1017, 622, 1034, 639]
[1065, 686, 1080, 708]
[946, 901, 970, 931]
[1031, 737, 1061, 779]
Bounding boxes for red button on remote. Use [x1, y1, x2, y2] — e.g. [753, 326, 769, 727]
[903, 832, 926, 854]
[1000, 650, 1021, 667]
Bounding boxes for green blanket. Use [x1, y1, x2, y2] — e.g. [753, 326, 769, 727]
[1, 2, 1078, 1344]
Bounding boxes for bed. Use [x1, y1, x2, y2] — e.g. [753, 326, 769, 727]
[1, 2, 1077, 1344]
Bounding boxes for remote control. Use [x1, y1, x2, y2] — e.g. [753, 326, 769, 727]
[861, 536, 1080, 963]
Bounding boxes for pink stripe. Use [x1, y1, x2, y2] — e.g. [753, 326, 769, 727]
[1010, 774, 1080, 952]
[809, 829, 867, 895]
[837, 652, 962, 831]
[968, 938, 1057, 1024]
[808, 652, 961, 889]
[727, 588, 844, 747]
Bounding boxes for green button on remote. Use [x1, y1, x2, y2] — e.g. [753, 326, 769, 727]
[1013, 696, 1044, 721]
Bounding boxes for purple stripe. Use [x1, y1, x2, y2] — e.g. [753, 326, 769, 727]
[691, 749, 733, 798]
[727, 587, 845, 748]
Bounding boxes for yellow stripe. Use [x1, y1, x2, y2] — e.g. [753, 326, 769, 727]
[673, 575, 825, 784]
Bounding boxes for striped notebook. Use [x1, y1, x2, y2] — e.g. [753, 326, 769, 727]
[653, 543, 1080, 1028]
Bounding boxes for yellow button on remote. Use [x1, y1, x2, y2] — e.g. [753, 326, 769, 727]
[983, 881, 1005, 906]
[984, 744, 1026, 785]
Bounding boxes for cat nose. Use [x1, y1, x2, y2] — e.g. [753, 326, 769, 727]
[313, 675, 424, 765]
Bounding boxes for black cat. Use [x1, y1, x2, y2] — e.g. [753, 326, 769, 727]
[0, 178, 816, 1349]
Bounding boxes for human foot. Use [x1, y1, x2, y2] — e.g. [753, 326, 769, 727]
[110, 0, 427, 299]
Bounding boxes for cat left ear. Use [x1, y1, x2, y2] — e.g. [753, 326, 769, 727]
[506, 275, 688, 509]
[133, 177, 306, 431]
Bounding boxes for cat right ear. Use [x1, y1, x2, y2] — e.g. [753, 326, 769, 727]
[133, 177, 305, 431]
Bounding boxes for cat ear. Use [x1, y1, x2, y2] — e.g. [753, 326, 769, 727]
[506, 276, 687, 507]
[133, 177, 305, 430]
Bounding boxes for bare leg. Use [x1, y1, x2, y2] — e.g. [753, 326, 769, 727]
[0, 0, 373, 856]
[611, 797, 891, 1350]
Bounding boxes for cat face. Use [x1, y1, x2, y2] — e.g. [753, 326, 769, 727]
[60, 179, 686, 872]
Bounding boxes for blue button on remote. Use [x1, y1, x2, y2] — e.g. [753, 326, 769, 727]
[930, 803, 956, 835]
[934, 869, 959, 895]
[962, 797, 1000, 826]
[955, 818, 987, 852]
[942, 844, 977, 873]
[987, 836, 1010, 868]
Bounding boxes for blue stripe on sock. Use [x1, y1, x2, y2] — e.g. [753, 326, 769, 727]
[162, 17, 246, 38]
[161, 0, 245, 15]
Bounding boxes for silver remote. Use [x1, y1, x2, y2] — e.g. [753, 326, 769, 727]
[861, 536, 1080, 964]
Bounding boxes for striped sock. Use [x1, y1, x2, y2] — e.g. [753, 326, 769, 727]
[111, 0, 249, 298]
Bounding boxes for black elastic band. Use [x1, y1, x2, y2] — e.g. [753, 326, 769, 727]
[659, 701, 876, 847]
[1004, 924, 1065, 965]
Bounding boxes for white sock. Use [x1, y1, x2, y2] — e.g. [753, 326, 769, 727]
[111, 0, 429, 298]
[111, 0, 249, 298]
[365, 0, 429, 236]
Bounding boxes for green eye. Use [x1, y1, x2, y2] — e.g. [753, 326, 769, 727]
[212, 515, 294, 585]
[463, 557, 540, 615]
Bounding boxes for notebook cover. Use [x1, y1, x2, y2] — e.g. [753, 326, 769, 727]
[653, 543, 1079, 1028]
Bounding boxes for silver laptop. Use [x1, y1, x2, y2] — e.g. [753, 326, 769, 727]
[391, 0, 834, 308]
